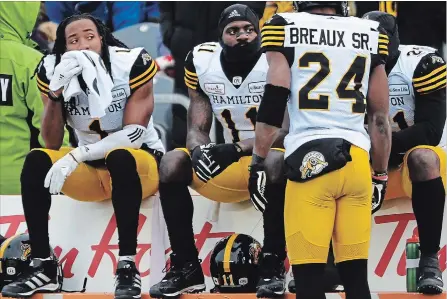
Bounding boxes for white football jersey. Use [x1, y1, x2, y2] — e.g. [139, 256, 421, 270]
[262, 12, 388, 158]
[37, 46, 164, 153]
[185, 42, 268, 143]
[388, 44, 446, 147]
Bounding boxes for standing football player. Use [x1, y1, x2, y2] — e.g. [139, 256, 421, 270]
[249, 1, 392, 299]
[150, 4, 289, 298]
[364, 11, 446, 294]
[1, 14, 164, 299]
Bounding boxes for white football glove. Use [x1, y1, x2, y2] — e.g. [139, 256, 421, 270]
[44, 151, 80, 194]
[48, 58, 82, 92]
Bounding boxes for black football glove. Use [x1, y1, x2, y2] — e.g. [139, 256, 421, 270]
[191, 143, 216, 182]
[248, 155, 268, 213]
[372, 171, 388, 214]
[192, 143, 244, 183]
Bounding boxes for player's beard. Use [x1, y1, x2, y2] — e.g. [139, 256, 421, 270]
[222, 38, 260, 63]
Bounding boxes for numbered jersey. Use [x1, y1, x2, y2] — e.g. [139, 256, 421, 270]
[388, 44, 446, 147]
[36, 46, 164, 152]
[184, 42, 267, 143]
[262, 12, 389, 158]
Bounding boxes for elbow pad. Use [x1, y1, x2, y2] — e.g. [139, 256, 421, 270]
[257, 84, 290, 128]
[72, 124, 147, 162]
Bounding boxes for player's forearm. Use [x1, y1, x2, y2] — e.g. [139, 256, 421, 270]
[253, 122, 279, 158]
[72, 124, 147, 162]
[42, 101, 65, 150]
[271, 127, 288, 149]
[369, 112, 391, 172]
[236, 138, 254, 155]
[186, 128, 211, 152]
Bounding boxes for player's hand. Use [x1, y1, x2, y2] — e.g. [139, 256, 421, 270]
[248, 155, 267, 213]
[202, 143, 244, 178]
[191, 143, 216, 183]
[49, 58, 82, 92]
[44, 151, 80, 194]
[192, 143, 244, 183]
[372, 171, 388, 214]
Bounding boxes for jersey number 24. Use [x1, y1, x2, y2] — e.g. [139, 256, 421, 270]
[299, 52, 367, 113]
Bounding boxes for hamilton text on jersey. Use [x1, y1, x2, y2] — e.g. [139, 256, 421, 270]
[211, 94, 263, 105]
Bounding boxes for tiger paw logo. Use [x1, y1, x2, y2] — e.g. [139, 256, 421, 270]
[300, 151, 328, 179]
[20, 243, 31, 261]
[249, 242, 262, 265]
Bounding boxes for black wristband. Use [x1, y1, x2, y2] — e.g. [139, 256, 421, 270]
[48, 90, 63, 102]
[251, 153, 265, 165]
[257, 84, 290, 128]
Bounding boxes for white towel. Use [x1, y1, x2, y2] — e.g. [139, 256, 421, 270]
[60, 50, 114, 118]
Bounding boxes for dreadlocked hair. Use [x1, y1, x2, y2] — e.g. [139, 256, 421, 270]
[52, 13, 128, 80]
[48, 13, 128, 116]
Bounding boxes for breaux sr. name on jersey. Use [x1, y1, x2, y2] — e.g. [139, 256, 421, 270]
[288, 27, 371, 50]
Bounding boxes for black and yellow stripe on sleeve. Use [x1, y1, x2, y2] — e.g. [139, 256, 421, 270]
[378, 33, 389, 56]
[129, 58, 157, 91]
[413, 64, 446, 94]
[36, 74, 49, 94]
[261, 25, 286, 49]
[184, 68, 198, 90]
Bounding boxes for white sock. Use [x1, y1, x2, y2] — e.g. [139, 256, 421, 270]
[118, 255, 135, 262]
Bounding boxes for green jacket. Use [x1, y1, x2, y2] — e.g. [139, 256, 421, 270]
[0, 2, 45, 194]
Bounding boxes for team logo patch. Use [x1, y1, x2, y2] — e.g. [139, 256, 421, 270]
[141, 52, 152, 65]
[6, 267, 16, 275]
[249, 242, 262, 265]
[232, 76, 242, 86]
[300, 151, 328, 179]
[432, 55, 445, 64]
[239, 277, 248, 285]
[204, 83, 225, 95]
[248, 81, 266, 93]
[20, 243, 31, 261]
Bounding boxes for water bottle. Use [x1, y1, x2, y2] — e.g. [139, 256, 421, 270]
[406, 235, 420, 292]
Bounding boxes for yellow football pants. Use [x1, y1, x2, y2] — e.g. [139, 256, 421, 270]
[385, 145, 446, 200]
[33, 147, 159, 202]
[285, 145, 372, 265]
[177, 147, 285, 203]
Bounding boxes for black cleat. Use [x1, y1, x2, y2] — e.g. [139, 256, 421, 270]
[256, 253, 286, 298]
[1, 259, 60, 298]
[151, 254, 205, 298]
[114, 260, 142, 299]
[417, 253, 444, 294]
